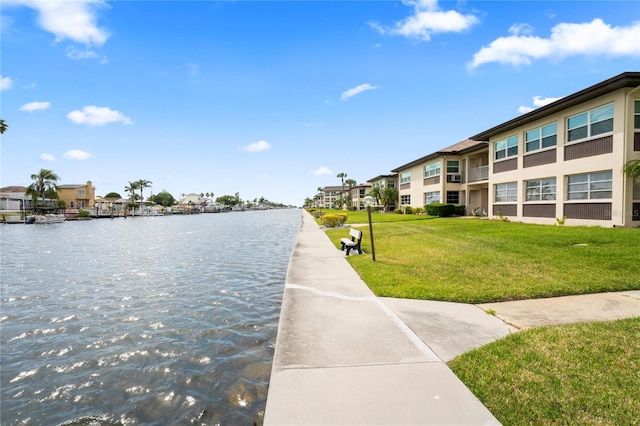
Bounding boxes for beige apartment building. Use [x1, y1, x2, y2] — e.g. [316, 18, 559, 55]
[390, 139, 490, 215]
[471, 71, 640, 227]
[382, 72, 639, 227]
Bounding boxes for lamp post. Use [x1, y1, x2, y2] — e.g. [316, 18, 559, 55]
[363, 196, 376, 261]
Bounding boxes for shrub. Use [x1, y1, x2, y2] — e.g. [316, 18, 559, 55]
[311, 211, 325, 218]
[425, 203, 455, 217]
[77, 209, 91, 218]
[413, 207, 424, 215]
[453, 205, 466, 216]
[321, 213, 347, 227]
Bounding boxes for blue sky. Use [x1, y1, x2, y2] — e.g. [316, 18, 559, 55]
[1, 0, 639, 206]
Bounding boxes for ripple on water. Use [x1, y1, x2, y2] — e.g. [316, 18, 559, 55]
[0, 210, 300, 425]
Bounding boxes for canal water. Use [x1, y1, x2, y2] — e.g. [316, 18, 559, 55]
[0, 209, 301, 425]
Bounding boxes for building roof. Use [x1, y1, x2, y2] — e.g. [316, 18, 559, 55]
[0, 186, 27, 192]
[58, 184, 87, 189]
[470, 71, 640, 141]
[391, 139, 487, 172]
[367, 173, 397, 183]
[322, 186, 345, 192]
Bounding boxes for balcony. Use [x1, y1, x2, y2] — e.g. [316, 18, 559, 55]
[468, 165, 489, 182]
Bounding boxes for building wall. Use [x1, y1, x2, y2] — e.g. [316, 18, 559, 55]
[487, 88, 639, 227]
[58, 181, 95, 209]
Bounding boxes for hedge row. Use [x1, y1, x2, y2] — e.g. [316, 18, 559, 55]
[425, 203, 466, 217]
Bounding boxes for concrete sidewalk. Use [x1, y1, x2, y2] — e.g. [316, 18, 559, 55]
[264, 211, 500, 425]
[264, 210, 639, 425]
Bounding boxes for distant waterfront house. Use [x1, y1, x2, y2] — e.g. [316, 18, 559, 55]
[0, 187, 34, 212]
[470, 71, 640, 227]
[390, 139, 489, 215]
[93, 197, 130, 217]
[180, 193, 203, 206]
[58, 181, 96, 210]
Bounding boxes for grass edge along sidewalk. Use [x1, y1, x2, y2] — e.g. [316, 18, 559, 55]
[322, 214, 639, 304]
[319, 212, 639, 425]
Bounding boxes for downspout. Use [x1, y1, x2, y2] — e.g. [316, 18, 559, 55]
[623, 85, 640, 227]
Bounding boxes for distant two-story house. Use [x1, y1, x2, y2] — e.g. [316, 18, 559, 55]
[349, 183, 373, 210]
[470, 71, 640, 227]
[318, 186, 345, 209]
[390, 139, 489, 215]
[367, 174, 398, 211]
[57, 181, 95, 210]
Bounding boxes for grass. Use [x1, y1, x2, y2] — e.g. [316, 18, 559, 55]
[449, 318, 640, 426]
[320, 213, 640, 425]
[313, 208, 437, 224]
[323, 216, 640, 304]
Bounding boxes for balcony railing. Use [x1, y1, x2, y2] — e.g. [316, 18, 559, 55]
[468, 165, 489, 182]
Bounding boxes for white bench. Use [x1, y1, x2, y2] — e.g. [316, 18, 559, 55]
[340, 228, 363, 255]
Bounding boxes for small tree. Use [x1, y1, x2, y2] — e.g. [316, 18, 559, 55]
[623, 159, 640, 182]
[381, 187, 399, 211]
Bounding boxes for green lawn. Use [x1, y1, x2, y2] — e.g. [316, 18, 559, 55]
[449, 318, 640, 426]
[321, 214, 640, 425]
[324, 217, 640, 304]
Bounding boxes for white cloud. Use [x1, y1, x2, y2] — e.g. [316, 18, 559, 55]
[63, 150, 92, 160]
[67, 106, 133, 126]
[469, 18, 640, 69]
[0, 75, 13, 91]
[10, 0, 109, 46]
[340, 83, 378, 101]
[241, 140, 271, 152]
[19, 101, 51, 112]
[370, 0, 479, 41]
[65, 46, 107, 63]
[311, 166, 332, 176]
[518, 95, 563, 114]
[40, 153, 55, 162]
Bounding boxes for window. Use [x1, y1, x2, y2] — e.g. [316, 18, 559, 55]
[633, 180, 640, 200]
[446, 191, 460, 204]
[495, 182, 517, 202]
[567, 103, 614, 142]
[567, 171, 612, 200]
[387, 180, 396, 188]
[359, 189, 365, 196]
[525, 178, 556, 201]
[494, 136, 518, 160]
[400, 172, 411, 184]
[424, 161, 441, 178]
[424, 191, 440, 204]
[525, 123, 557, 153]
[77, 189, 85, 197]
[446, 160, 459, 173]
[400, 195, 411, 205]
[635, 100, 640, 130]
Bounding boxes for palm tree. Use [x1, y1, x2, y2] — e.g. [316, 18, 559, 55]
[381, 187, 399, 212]
[0, 119, 8, 134]
[344, 178, 357, 207]
[317, 187, 324, 209]
[136, 179, 152, 205]
[623, 159, 640, 182]
[125, 181, 139, 202]
[26, 169, 59, 210]
[336, 172, 347, 209]
[369, 186, 382, 206]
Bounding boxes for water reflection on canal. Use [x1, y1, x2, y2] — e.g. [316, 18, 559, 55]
[1, 209, 301, 425]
